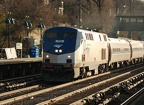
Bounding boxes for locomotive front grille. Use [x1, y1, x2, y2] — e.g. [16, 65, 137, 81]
[45, 59, 50, 63]
[67, 59, 72, 63]
[54, 65, 63, 69]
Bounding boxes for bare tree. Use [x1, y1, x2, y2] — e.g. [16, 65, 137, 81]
[0, 0, 143, 45]
[92, 0, 105, 13]
[0, 0, 56, 47]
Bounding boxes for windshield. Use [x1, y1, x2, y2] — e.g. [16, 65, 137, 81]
[46, 32, 76, 38]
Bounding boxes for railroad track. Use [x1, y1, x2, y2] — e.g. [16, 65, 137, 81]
[45, 68, 144, 105]
[72, 71, 144, 105]
[108, 77, 144, 105]
[0, 74, 42, 92]
[0, 64, 144, 105]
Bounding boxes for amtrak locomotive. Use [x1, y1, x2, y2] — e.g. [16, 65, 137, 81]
[42, 27, 144, 81]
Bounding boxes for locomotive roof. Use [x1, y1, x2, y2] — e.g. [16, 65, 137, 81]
[45, 26, 105, 34]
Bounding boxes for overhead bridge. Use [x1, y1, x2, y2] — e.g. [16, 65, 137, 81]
[114, 16, 144, 38]
[117, 16, 144, 31]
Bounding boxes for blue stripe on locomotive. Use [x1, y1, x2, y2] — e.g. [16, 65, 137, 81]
[43, 27, 78, 55]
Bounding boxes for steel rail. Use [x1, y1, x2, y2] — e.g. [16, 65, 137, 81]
[120, 87, 144, 105]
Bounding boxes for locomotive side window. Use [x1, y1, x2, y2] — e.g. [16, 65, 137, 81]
[89, 34, 94, 40]
[46, 33, 58, 38]
[85, 33, 93, 40]
[85, 34, 89, 40]
[103, 35, 107, 41]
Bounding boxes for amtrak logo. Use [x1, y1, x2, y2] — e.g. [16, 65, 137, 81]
[54, 44, 63, 48]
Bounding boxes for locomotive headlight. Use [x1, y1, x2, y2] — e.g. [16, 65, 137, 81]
[68, 55, 71, 58]
[46, 55, 49, 58]
[59, 49, 62, 53]
[55, 49, 58, 53]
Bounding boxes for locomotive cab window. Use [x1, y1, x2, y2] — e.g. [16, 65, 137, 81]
[63, 32, 76, 38]
[46, 33, 58, 38]
[46, 32, 76, 38]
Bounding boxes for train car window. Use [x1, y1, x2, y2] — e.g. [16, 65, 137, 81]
[113, 48, 120, 52]
[46, 33, 58, 38]
[63, 32, 76, 38]
[124, 48, 129, 51]
[133, 48, 142, 51]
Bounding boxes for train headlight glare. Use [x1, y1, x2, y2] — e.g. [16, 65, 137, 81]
[68, 55, 71, 58]
[55, 49, 58, 52]
[59, 49, 62, 53]
[46, 55, 49, 58]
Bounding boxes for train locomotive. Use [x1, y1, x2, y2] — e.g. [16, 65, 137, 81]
[42, 26, 144, 81]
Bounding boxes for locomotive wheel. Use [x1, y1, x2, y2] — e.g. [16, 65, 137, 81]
[110, 63, 114, 69]
[119, 62, 123, 68]
[105, 64, 109, 72]
[80, 68, 87, 79]
[98, 64, 104, 74]
[91, 70, 95, 76]
[123, 61, 128, 67]
[82, 73, 87, 78]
